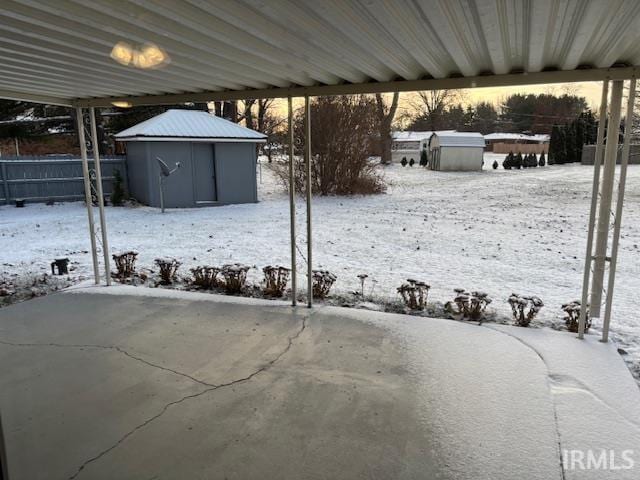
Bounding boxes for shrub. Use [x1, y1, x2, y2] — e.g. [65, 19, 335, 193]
[408, 158, 415, 166]
[445, 288, 492, 322]
[190, 266, 221, 289]
[539, 152, 546, 167]
[111, 169, 126, 206]
[154, 257, 180, 285]
[515, 152, 523, 169]
[503, 152, 513, 169]
[492, 160, 498, 169]
[263, 265, 291, 297]
[401, 157, 407, 167]
[221, 264, 250, 294]
[357, 273, 368, 297]
[419, 150, 428, 166]
[562, 300, 590, 333]
[112, 251, 138, 280]
[508, 293, 544, 327]
[397, 279, 430, 310]
[270, 96, 386, 195]
[312, 270, 336, 298]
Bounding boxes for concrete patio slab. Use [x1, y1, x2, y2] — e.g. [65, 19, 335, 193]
[0, 285, 638, 480]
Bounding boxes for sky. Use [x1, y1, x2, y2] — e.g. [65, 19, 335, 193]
[279, 81, 604, 124]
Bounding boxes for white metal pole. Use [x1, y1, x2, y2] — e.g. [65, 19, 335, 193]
[288, 96, 297, 307]
[75, 107, 100, 285]
[578, 80, 609, 338]
[590, 80, 624, 318]
[89, 107, 111, 286]
[602, 78, 636, 343]
[305, 95, 313, 308]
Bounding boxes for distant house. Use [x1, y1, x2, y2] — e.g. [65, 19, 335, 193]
[484, 133, 550, 154]
[391, 130, 455, 163]
[428, 132, 485, 171]
[115, 109, 266, 208]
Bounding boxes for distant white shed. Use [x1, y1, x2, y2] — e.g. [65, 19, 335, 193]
[428, 132, 485, 171]
[391, 130, 455, 163]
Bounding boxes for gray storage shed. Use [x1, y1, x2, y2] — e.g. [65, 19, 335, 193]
[428, 132, 485, 171]
[115, 109, 266, 208]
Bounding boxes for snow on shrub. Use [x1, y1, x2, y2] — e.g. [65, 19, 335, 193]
[397, 278, 430, 310]
[154, 257, 181, 285]
[112, 251, 138, 280]
[262, 265, 291, 297]
[445, 288, 492, 322]
[190, 266, 222, 290]
[508, 293, 544, 327]
[312, 270, 336, 298]
[221, 264, 250, 294]
[562, 300, 591, 333]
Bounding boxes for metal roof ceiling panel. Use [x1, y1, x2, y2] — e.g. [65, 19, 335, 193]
[0, 0, 638, 106]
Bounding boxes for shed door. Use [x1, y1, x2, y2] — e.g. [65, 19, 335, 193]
[192, 143, 216, 203]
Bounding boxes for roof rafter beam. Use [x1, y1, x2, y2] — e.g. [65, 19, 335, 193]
[0, 89, 72, 106]
[73, 66, 639, 108]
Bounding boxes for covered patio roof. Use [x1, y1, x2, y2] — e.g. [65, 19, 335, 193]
[0, 0, 639, 107]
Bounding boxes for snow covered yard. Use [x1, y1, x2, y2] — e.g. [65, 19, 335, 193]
[2, 153, 640, 380]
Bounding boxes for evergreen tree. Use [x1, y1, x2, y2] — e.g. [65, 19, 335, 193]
[548, 125, 560, 164]
[110, 169, 126, 206]
[419, 149, 428, 167]
[515, 152, 523, 169]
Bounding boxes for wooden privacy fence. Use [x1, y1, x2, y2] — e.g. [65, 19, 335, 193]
[0, 155, 126, 204]
[490, 143, 549, 154]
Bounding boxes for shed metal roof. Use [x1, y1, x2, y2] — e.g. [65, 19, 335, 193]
[392, 131, 456, 141]
[0, 1, 639, 107]
[430, 132, 486, 148]
[114, 109, 267, 142]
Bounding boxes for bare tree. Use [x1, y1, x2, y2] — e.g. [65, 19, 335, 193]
[241, 99, 256, 129]
[375, 92, 399, 164]
[271, 95, 384, 195]
[260, 110, 286, 162]
[257, 98, 275, 133]
[409, 90, 463, 131]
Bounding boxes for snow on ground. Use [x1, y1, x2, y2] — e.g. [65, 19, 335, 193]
[2, 153, 640, 380]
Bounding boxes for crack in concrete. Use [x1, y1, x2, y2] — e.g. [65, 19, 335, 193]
[65, 313, 309, 479]
[0, 340, 215, 388]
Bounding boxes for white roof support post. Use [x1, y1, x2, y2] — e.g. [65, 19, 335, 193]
[89, 107, 112, 286]
[288, 96, 297, 307]
[75, 107, 100, 285]
[578, 80, 609, 339]
[601, 78, 637, 343]
[590, 80, 624, 320]
[304, 95, 313, 308]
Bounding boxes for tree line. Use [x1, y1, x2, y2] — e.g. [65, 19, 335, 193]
[1, 90, 595, 166]
[404, 91, 590, 135]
